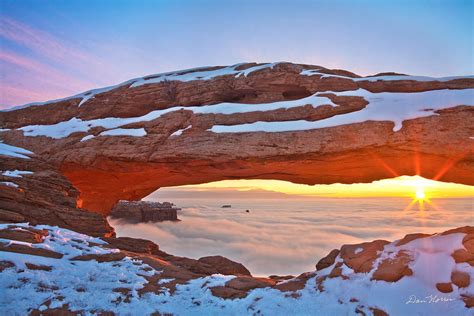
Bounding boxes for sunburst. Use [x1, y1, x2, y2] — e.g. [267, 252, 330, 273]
[415, 187, 426, 200]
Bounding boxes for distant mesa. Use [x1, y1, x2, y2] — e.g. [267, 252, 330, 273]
[110, 200, 180, 223]
[221, 205, 232, 208]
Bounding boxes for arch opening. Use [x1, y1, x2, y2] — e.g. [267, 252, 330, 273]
[109, 176, 473, 276]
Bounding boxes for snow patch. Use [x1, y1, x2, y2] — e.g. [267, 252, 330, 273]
[170, 125, 192, 137]
[300, 68, 474, 82]
[131, 63, 279, 88]
[4, 63, 253, 112]
[237, 62, 280, 77]
[99, 128, 147, 137]
[80, 135, 95, 142]
[0, 181, 19, 188]
[18, 93, 334, 139]
[0, 141, 34, 159]
[209, 88, 474, 133]
[1, 170, 33, 178]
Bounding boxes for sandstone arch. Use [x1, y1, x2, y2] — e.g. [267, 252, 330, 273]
[1, 62, 473, 218]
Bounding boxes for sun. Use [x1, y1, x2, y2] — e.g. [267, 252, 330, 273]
[415, 187, 426, 200]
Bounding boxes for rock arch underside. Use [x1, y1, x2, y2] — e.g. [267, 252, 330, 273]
[1, 62, 474, 314]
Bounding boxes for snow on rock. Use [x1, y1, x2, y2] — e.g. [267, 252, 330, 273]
[80, 129, 147, 141]
[236, 62, 281, 77]
[2, 64, 245, 112]
[17, 93, 334, 139]
[2, 63, 292, 114]
[0, 223, 471, 315]
[19, 115, 156, 139]
[313, 231, 472, 316]
[171, 125, 192, 137]
[358, 75, 474, 82]
[0, 181, 19, 188]
[209, 88, 474, 133]
[2, 77, 141, 112]
[0, 141, 34, 159]
[1, 170, 34, 178]
[0, 223, 157, 315]
[80, 135, 95, 142]
[130, 65, 242, 88]
[131, 63, 280, 88]
[4, 62, 472, 115]
[300, 68, 474, 82]
[300, 69, 354, 80]
[99, 128, 147, 137]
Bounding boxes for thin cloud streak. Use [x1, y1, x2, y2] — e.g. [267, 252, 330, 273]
[0, 17, 121, 107]
[0, 84, 50, 106]
[0, 50, 92, 90]
[1, 17, 101, 67]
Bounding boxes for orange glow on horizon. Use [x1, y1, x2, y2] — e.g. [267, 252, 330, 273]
[176, 176, 473, 199]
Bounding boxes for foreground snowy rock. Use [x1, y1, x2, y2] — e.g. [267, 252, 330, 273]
[0, 223, 472, 315]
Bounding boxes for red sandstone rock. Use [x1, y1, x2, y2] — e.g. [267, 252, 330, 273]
[339, 240, 389, 273]
[101, 236, 160, 254]
[462, 295, 474, 308]
[369, 307, 389, 316]
[328, 265, 346, 279]
[70, 252, 126, 262]
[316, 249, 340, 270]
[451, 270, 471, 288]
[436, 282, 453, 293]
[197, 255, 251, 276]
[0, 156, 114, 237]
[25, 262, 53, 271]
[396, 233, 432, 246]
[0, 209, 25, 223]
[0, 260, 15, 272]
[451, 229, 474, 266]
[371, 251, 413, 282]
[274, 272, 314, 292]
[0, 242, 63, 258]
[210, 286, 247, 299]
[0, 226, 47, 243]
[224, 276, 276, 291]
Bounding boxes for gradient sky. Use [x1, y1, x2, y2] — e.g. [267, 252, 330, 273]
[0, 0, 472, 108]
[159, 176, 474, 199]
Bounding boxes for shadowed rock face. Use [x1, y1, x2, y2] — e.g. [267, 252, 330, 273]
[0, 155, 114, 237]
[1, 62, 473, 218]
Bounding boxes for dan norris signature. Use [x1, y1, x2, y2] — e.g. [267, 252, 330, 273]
[406, 294, 455, 304]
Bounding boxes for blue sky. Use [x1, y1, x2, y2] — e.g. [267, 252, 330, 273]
[0, 0, 472, 108]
